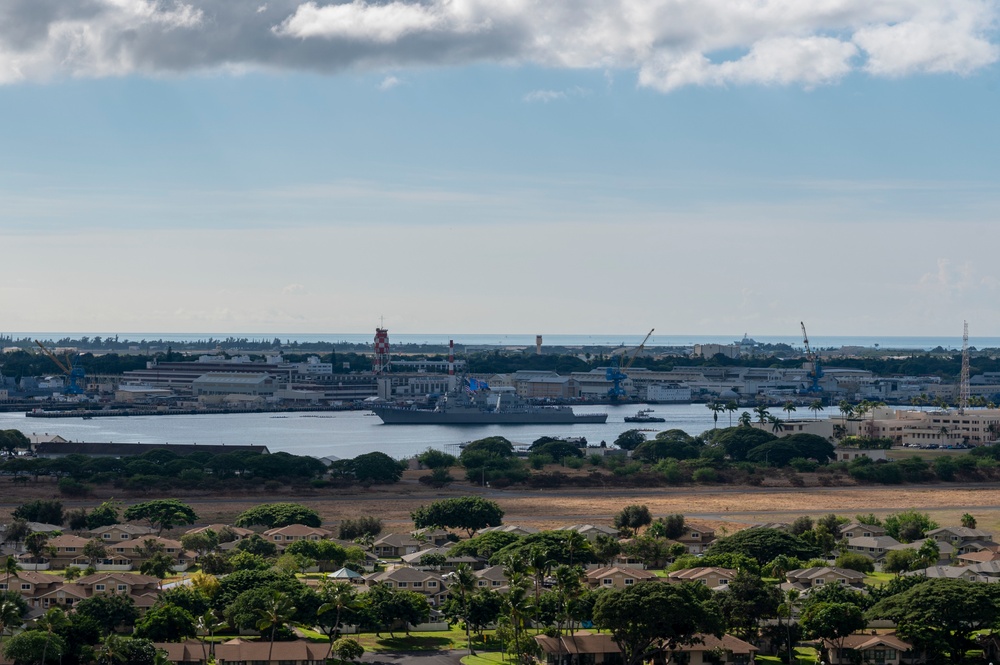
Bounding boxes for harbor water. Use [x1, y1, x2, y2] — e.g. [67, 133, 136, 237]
[0, 403, 769, 459]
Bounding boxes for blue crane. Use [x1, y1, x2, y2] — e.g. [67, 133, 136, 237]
[606, 328, 655, 400]
[34, 340, 86, 395]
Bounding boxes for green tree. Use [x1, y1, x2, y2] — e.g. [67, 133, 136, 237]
[411, 497, 504, 536]
[833, 552, 875, 574]
[133, 604, 196, 642]
[338, 517, 383, 541]
[800, 601, 866, 660]
[316, 581, 361, 659]
[613, 430, 646, 451]
[592, 582, 723, 665]
[36, 607, 70, 665]
[960, 512, 977, 529]
[3, 630, 65, 665]
[75, 592, 139, 635]
[714, 570, 781, 642]
[23, 533, 51, 562]
[0, 592, 28, 643]
[123, 500, 198, 535]
[331, 637, 364, 663]
[12, 500, 64, 526]
[180, 530, 218, 556]
[86, 500, 122, 530]
[256, 591, 297, 664]
[808, 399, 825, 420]
[868, 578, 1000, 664]
[416, 448, 457, 469]
[140, 552, 176, 582]
[883, 548, 920, 574]
[647, 514, 685, 540]
[883, 510, 937, 543]
[612, 505, 652, 534]
[713, 427, 777, 462]
[350, 451, 404, 484]
[706, 528, 820, 566]
[364, 584, 430, 637]
[234, 503, 322, 529]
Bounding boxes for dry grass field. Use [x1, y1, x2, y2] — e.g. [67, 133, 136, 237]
[5, 468, 1000, 536]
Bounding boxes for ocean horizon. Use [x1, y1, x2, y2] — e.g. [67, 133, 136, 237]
[4, 332, 989, 351]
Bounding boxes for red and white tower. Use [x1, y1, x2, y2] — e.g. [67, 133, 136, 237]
[373, 327, 391, 375]
[448, 340, 455, 376]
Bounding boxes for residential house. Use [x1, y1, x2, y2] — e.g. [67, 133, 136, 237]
[366, 567, 449, 606]
[840, 522, 888, 539]
[411, 528, 454, 546]
[674, 523, 715, 554]
[846, 535, 902, 561]
[474, 566, 509, 590]
[585, 566, 659, 590]
[885, 538, 954, 564]
[905, 561, 1000, 583]
[783, 567, 866, 592]
[184, 524, 255, 541]
[820, 632, 921, 665]
[400, 547, 483, 571]
[88, 524, 157, 542]
[373, 533, 426, 558]
[926, 526, 996, 554]
[476, 524, 540, 537]
[262, 524, 334, 548]
[156, 638, 329, 664]
[667, 567, 736, 590]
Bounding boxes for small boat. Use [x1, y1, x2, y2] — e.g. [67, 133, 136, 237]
[624, 409, 666, 423]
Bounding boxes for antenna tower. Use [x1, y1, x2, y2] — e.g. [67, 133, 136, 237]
[373, 326, 391, 375]
[959, 321, 970, 414]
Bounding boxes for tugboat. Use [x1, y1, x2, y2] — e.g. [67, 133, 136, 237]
[624, 408, 666, 423]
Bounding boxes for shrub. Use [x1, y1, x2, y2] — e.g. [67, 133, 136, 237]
[692, 468, 718, 484]
[58, 478, 90, 497]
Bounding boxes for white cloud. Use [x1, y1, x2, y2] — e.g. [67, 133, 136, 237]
[0, 0, 996, 89]
[282, 283, 306, 295]
[523, 86, 590, 103]
[378, 74, 401, 90]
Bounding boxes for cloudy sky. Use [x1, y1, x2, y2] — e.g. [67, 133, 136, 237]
[2, 0, 1000, 337]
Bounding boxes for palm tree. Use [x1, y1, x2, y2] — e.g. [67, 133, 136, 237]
[195, 609, 224, 663]
[707, 402, 723, 429]
[452, 564, 479, 655]
[256, 590, 297, 663]
[0, 597, 23, 644]
[738, 411, 752, 427]
[753, 405, 770, 424]
[502, 568, 532, 665]
[769, 416, 785, 434]
[838, 400, 854, 420]
[782, 402, 797, 420]
[808, 399, 824, 420]
[38, 606, 69, 665]
[553, 565, 584, 636]
[725, 401, 739, 427]
[98, 633, 128, 664]
[317, 581, 359, 660]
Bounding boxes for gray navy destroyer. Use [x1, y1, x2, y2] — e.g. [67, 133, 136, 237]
[370, 379, 608, 425]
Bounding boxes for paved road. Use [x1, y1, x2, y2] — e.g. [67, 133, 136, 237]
[362, 650, 466, 665]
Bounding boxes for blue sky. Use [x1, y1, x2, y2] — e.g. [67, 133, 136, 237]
[2, 0, 1000, 337]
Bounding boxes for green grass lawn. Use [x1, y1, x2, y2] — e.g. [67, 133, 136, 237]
[864, 571, 895, 586]
[300, 628, 498, 652]
[462, 652, 508, 665]
[756, 646, 819, 664]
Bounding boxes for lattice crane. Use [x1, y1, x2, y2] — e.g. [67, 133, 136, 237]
[606, 328, 655, 399]
[800, 322, 823, 393]
[34, 340, 86, 395]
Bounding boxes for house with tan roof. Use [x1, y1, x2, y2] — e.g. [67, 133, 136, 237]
[373, 533, 426, 558]
[0, 571, 62, 602]
[366, 567, 449, 605]
[926, 526, 997, 555]
[476, 524, 540, 537]
[840, 522, 887, 539]
[674, 522, 716, 554]
[185, 524, 255, 540]
[157, 637, 329, 664]
[88, 524, 156, 541]
[262, 524, 334, 548]
[474, 565, 509, 590]
[585, 566, 659, 590]
[784, 567, 866, 592]
[667, 567, 736, 589]
[555, 524, 620, 543]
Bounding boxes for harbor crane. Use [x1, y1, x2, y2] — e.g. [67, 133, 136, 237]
[799, 322, 823, 393]
[34, 340, 86, 395]
[606, 328, 655, 400]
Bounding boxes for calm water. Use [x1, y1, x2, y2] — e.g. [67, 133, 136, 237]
[0, 403, 772, 459]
